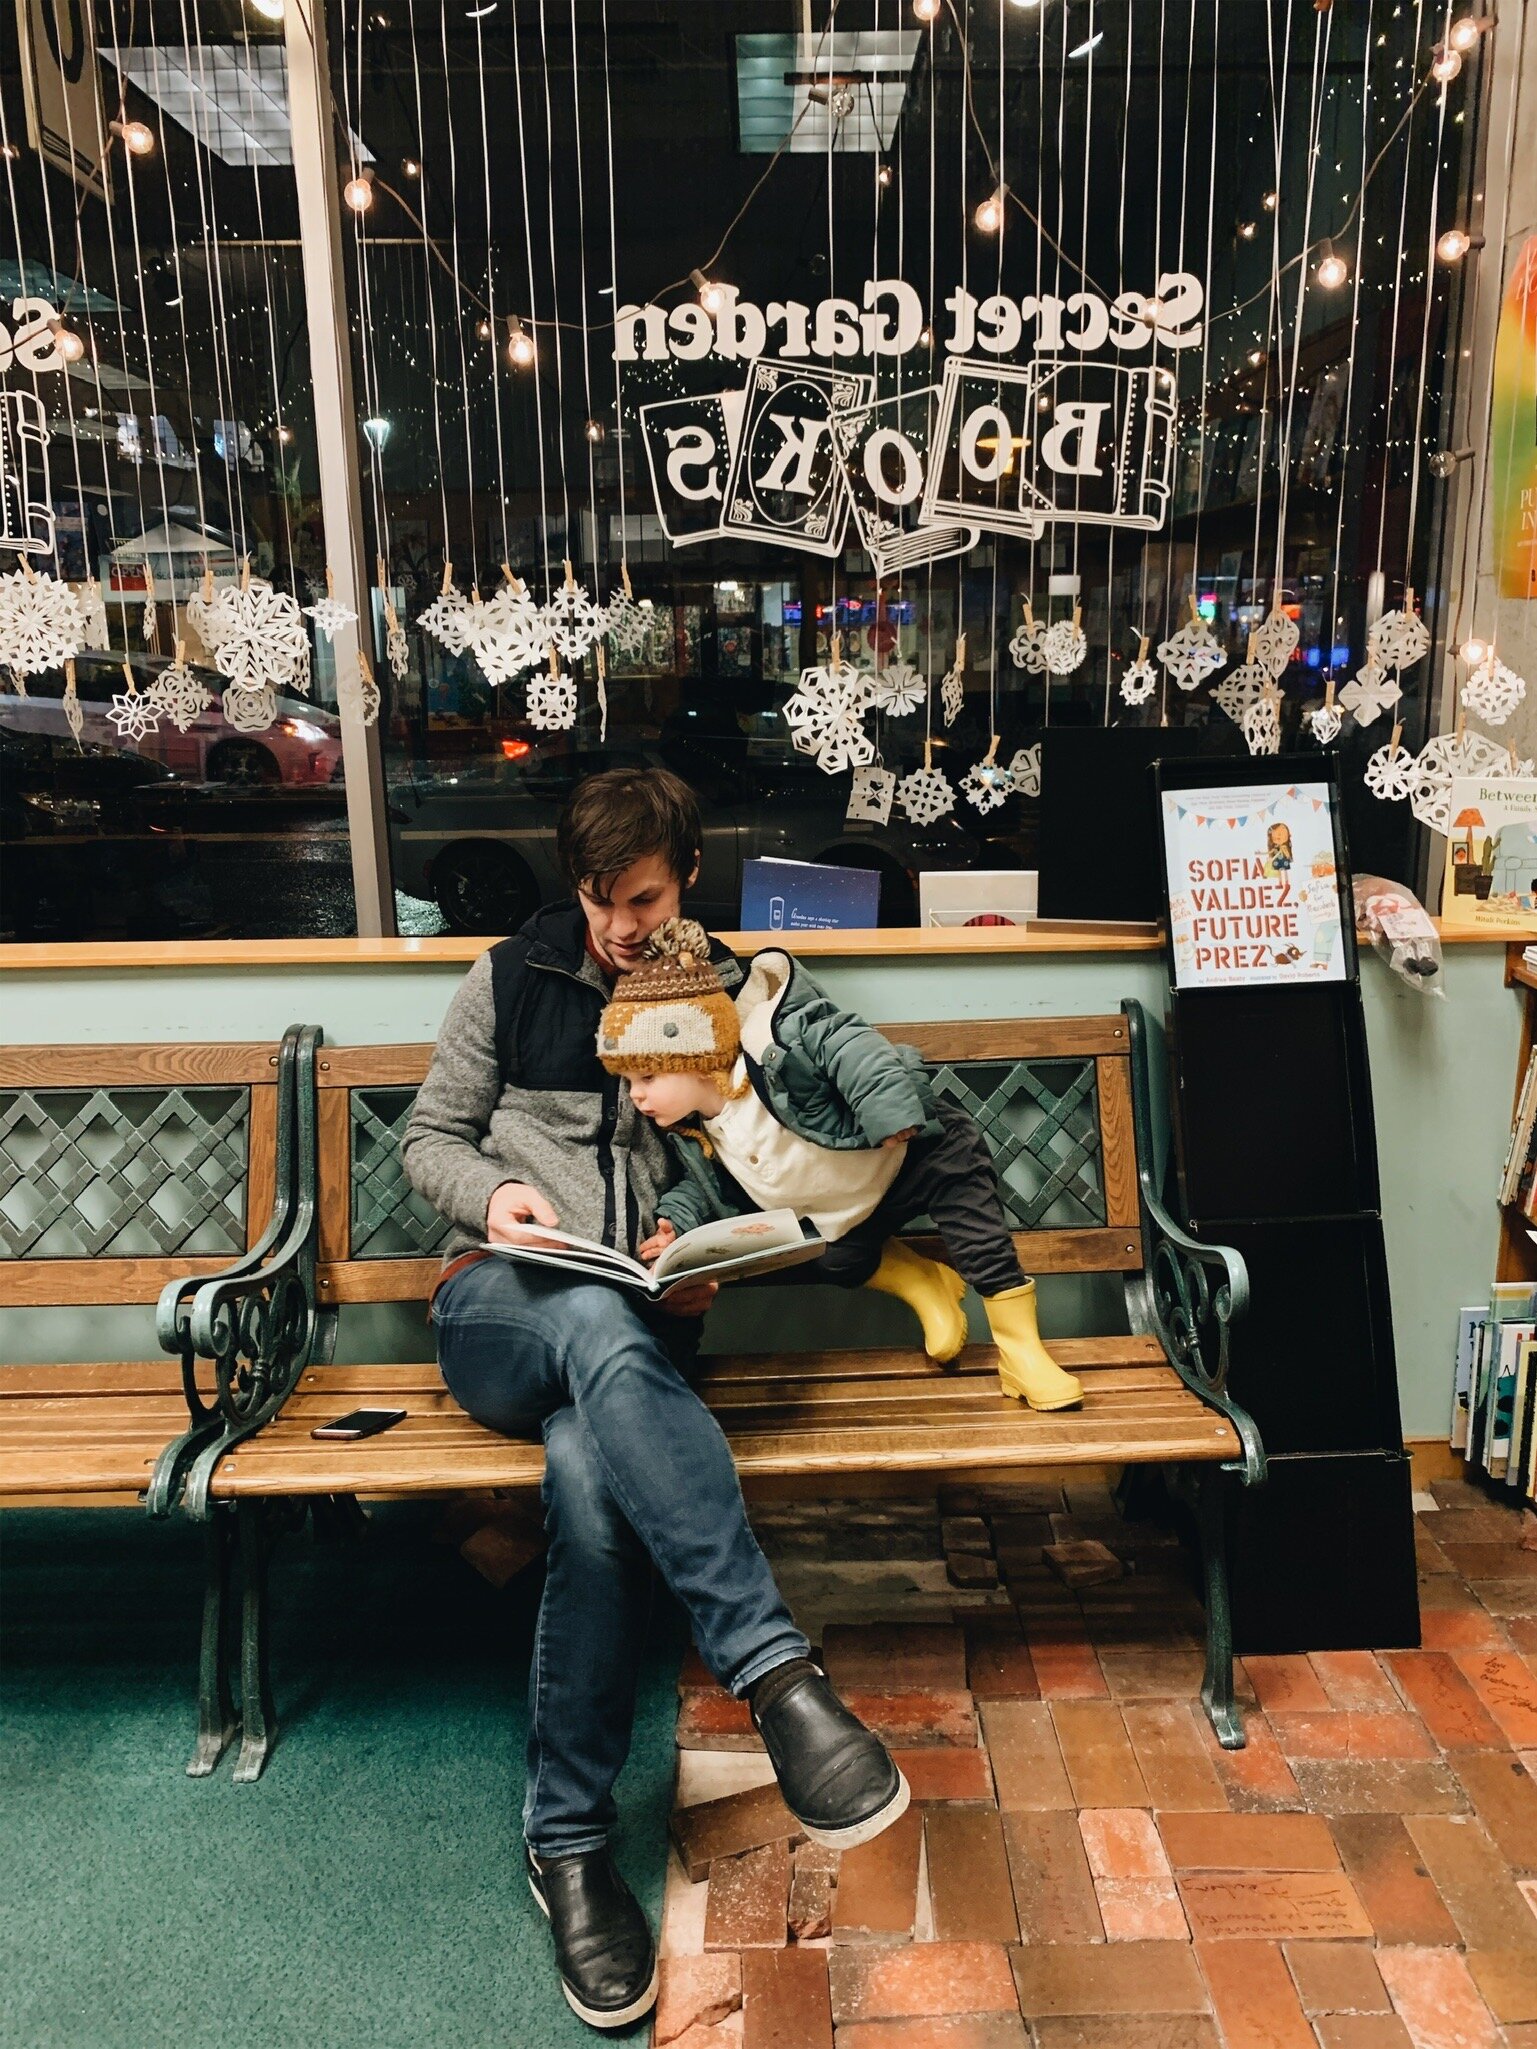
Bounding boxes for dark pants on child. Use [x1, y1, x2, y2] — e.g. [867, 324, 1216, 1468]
[818, 1097, 1025, 1296]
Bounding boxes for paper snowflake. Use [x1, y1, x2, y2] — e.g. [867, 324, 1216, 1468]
[107, 683, 158, 742]
[62, 676, 83, 743]
[386, 621, 410, 680]
[602, 591, 651, 660]
[1008, 620, 1046, 673]
[1409, 728, 1509, 832]
[304, 594, 358, 643]
[338, 667, 381, 726]
[77, 582, 110, 651]
[1460, 654, 1527, 727]
[896, 762, 955, 825]
[846, 763, 896, 825]
[417, 586, 471, 655]
[781, 662, 876, 775]
[940, 662, 965, 727]
[1254, 607, 1300, 679]
[141, 597, 157, 647]
[1008, 744, 1042, 798]
[963, 758, 1014, 813]
[1120, 659, 1158, 706]
[527, 671, 578, 731]
[186, 581, 240, 652]
[212, 581, 310, 693]
[542, 582, 603, 664]
[1338, 662, 1401, 728]
[1157, 620, 1225, 691]
[146, 660, 212, 733]
[466, 586, 545, 683]
[1040, 619, 1087, 677]
[287, 641, 313, 697]
[871, 662, 925, 715]
[1243, 695, 1281, 756]
[1369, 607, 1430, 673]
[221, 684, 278, 733]
[1364, 741, 1416, 802]
[1309, 704, 1343, 746]
[0, 567, 84, 680]
[1212, 662, 1268, 726]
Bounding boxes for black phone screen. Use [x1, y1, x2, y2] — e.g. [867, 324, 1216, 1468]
[310, 1408, 408, 1440]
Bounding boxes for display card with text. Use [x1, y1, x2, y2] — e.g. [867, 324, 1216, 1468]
[1162, 781, 1346, 988]
[1440, 776, 1537, 935]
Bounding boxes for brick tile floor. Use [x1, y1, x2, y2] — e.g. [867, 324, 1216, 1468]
[655, 1476, 1537, 2047]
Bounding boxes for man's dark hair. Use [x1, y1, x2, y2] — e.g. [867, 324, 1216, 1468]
[556, 766, 702, 901]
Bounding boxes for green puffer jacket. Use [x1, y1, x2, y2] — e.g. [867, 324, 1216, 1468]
[654, 947, 938, 1236]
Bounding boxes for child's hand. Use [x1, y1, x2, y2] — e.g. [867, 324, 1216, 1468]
[881, 1127, 920, 1148]
[637, 1217, 677, 1265]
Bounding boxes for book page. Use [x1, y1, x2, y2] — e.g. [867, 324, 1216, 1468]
[653, 1207, 810, 1280]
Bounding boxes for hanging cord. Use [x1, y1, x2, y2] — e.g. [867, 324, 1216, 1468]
[470, 8, 514, 576]
[1325, 0, 1376, 681]
[405, 0, 453, 572]
[599, 0, 629, 589]
[508, 0, 553, 596]
[186, 0, 251, 561]
[439, 0, 480, 592]
[1273, 2, 1331, 596]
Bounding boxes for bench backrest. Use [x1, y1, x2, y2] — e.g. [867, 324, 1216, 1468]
[308, 1015, 1147, 1309]
[0, 1044, 284, 1307]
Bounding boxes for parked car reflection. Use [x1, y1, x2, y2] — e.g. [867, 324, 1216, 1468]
[5, 654, 344, 787]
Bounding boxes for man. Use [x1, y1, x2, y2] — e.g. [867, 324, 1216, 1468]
[402, 767, 907, 2033]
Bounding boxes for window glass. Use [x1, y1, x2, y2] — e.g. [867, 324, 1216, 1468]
[1, 3, 354, 940]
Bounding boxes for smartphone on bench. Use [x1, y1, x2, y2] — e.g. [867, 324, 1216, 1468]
[310, 1408, 408, 1440]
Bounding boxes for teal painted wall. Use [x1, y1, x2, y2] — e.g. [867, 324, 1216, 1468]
[1, 944, 1519, 1438]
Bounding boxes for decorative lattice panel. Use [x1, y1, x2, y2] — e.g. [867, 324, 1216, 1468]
[928, 1057, 1105, 1229]
[351, 1088, 452, 1258]
[0, 1087, 249, 1259]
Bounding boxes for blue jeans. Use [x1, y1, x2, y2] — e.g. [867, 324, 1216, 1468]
[432, 1256, 810, 1856]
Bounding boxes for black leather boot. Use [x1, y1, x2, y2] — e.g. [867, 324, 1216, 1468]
[526, 1846, 658, 2031]
[750, 1661, 910, 1849]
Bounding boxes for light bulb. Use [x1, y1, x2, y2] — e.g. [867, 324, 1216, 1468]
[1262, 189, 1278, 211]
[1006, 0, 1041, 7]
[248, 0, 284, 15]
[276, 425, 294, 445]
[913, 0, 941, 21]
[689, 268, 726, 315]
[1448, 15, 1485, 51]
[584, 418, 604, 443]
[475, 317, 492, 340]
[917, 325, 935, 348]
[506, 318, 535, 367]
[1238, 220, 1257, 240]
[1431, 43, 1462, 80]
[1247, 348, 1265, 366]
[1428, 446, 1474, 478]
[1460, 637, 1489, 666]
[401, 156, 421, 179]
[53, 324, 86, 363]
[876, 162, 893, 189]
[973, 188, 1005, 234]
[1315, 240, 1348, 289]
[343, 169, 375, 211]
[113, 117, 156, 155]
[1436, 227, 1479, 262]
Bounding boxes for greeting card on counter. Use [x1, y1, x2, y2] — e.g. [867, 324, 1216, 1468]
[1161, 779, 1347, 989]
[1440, 776, 1537, 935]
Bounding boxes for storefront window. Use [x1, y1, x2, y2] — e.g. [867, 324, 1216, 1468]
[1, 0, 1479, 937]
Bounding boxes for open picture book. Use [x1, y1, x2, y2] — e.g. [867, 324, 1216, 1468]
[480, 1207, 825, 1299]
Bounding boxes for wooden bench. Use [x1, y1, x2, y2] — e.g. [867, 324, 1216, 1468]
[0, 1027, 326, 1773]
[175, 1000, 1264, 1781]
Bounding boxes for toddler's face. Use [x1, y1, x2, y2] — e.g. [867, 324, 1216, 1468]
[626, 1071, 717, 1127]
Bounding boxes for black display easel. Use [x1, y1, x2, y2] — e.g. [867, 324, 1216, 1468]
[1154, 754, 1420, 1654]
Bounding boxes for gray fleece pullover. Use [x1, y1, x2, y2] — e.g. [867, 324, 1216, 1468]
[399, 948, 674, 1260]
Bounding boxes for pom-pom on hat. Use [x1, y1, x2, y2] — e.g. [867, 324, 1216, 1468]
[597, 917, 741, 1076]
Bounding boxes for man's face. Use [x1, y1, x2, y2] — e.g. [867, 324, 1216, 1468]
[577, 850, 699, 973]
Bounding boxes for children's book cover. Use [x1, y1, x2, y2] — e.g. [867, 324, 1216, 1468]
[1441, 776, 1537, 933]
[1161, 781, 1346, 989]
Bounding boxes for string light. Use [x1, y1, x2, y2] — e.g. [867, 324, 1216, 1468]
[876, 163, 893, 189]
[401, 157, 421, 179]
[247, 0, 284, 17]
[506, 317, 535, 367]
[1430, 44, 1462, 81]
[111, 117, 156, 156]
[584, 419, 605, 443]
[1447, 15, 1490, 52]
[913, 0, 941, 22]
[1315, 239, 1348, 289]
[1262, 190, 1278, 211]
[1428, 447, 1474, 478]
[917, 325, 935, 348]
[475, 317, 492, 340]
[973, 187, 1007, 234]
[1237, 220, 1257, 241]
[50, 320, 85, 363]
[343, 167, 376, 212]
[689, 268, 726, 315]
[1435, 227, 1482, 262]
[1460, 637, 1490, 665]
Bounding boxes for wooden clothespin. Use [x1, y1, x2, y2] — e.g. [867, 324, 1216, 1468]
[1511, 742, 1521, 774]
[240, 557, 252, 590]
[121, 659, 137, 696]
[1389, 720, 1403, 755]
[1023, 600, 1035, 632]
[923, 736, 934, 770]
[1246, 630, 1258, 664]
[1187, 593, 1201, 625]
[19, 556, 36, 583]
[831, 629, 844, 665]
[175, 639, 186, 665]
[500, 561, 524, 593]
[64, 656, 76, 691]
[620, 559, 633, 600]
[983, 733, 1001, 765]
[563, 558, 576, 591]
[358, 647, 375, 686]
[376, 554, 387, 592]
[441, 560, 455, 594]
[201, 568, 214, 602]
[1456, 707, 1467, 742]
[954, 630, 968, 668]
[1324, 677, 1336, 711]
[1137, 633, 1150, 663]
[143, 561, 155, 600]
[1072, 603, 1082, 631]
[548, 643, 560, 678]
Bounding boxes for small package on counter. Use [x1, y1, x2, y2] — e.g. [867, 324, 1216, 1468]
[1354, 874, 1444, 996]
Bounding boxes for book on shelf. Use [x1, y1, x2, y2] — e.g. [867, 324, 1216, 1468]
[1502, 1047, 1537, 1205]
[478, 1207, 825, 1299]
[1451, 1306, 1485, 1451]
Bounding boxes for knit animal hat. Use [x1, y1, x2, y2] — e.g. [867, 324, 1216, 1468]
[596, 917, 741, 1077]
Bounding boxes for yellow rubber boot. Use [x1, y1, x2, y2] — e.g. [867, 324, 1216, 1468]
[984, 1281, 1083, 1410]
[864, 1239, 969, 1363]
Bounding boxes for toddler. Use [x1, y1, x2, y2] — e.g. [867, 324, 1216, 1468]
[596, 919, 1082, 1411]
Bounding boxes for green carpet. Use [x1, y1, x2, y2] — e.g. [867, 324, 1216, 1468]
[0, 1505, 682, 2049]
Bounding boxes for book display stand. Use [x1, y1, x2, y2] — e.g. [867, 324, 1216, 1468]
[1155, 755, 1421, 1653]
